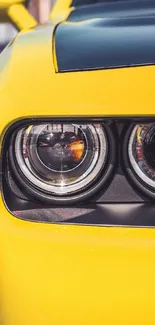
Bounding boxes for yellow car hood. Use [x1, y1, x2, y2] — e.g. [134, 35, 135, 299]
[0, 23, 154, 136]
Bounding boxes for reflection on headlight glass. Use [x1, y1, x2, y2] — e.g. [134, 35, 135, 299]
[15, 123, 108, 195]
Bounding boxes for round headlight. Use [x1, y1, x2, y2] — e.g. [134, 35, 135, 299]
[9, 122, 114, 204]
[127, 123, 155, 197]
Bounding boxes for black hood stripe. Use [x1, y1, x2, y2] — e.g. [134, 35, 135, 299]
[55, 0, 155, 72]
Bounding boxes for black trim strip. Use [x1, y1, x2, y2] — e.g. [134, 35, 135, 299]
[11, 203, 155, 227]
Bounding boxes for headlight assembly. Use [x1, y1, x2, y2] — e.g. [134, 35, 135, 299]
[126, 123, 155, 198]
[5, 118, 155, 225]
[9, 122, 115, 204]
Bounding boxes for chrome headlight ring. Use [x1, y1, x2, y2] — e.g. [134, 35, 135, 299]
[123, 123, 155, 199]
[9, 121, 116, 205]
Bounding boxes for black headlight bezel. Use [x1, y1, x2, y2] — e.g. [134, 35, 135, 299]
[6, 119, 117, 205]
[3, 117, 155, 226]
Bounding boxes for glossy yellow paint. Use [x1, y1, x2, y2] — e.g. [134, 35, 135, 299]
[0, 9, 155, 325]
[1, 198, 155, 325]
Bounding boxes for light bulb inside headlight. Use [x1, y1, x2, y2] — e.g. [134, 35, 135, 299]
[13, 123, 108, 196]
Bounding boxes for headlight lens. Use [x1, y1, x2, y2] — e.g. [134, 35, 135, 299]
[12, 123, 108, 198]
[128, 123, 155, 190]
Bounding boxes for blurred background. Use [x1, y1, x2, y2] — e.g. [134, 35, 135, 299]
[0, 0, 55, 52]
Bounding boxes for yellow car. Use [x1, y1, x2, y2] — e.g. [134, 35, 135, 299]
[1, 0, 155, 324]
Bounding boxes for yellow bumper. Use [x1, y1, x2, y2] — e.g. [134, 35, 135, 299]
[0, 197, 155, 325]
